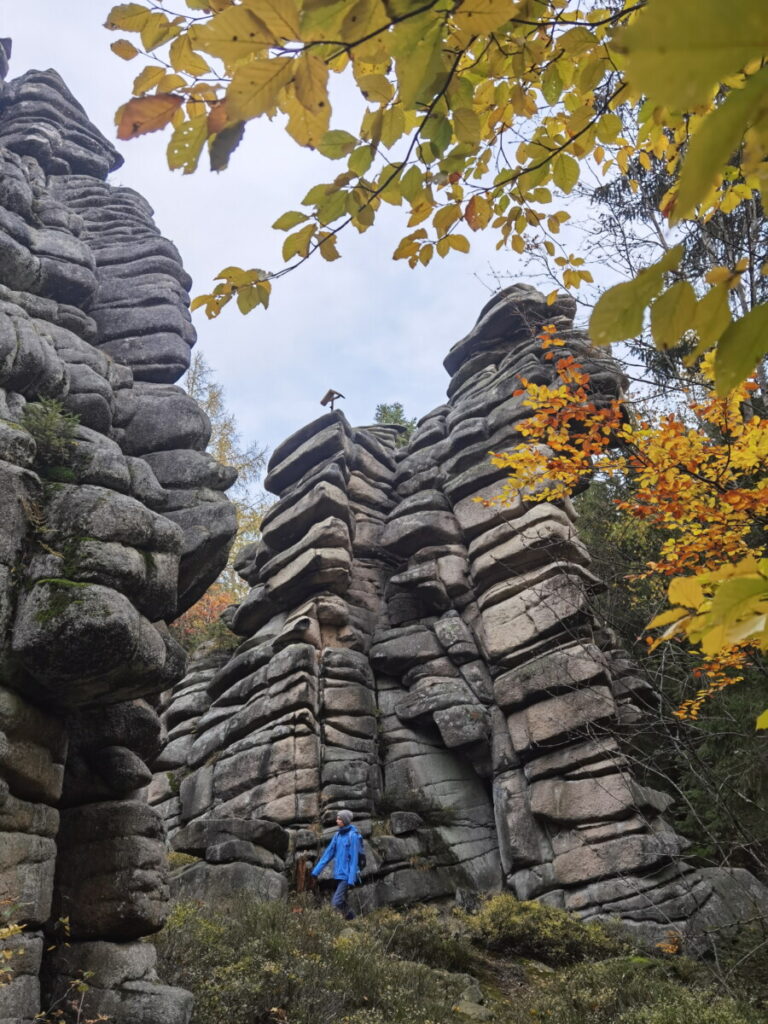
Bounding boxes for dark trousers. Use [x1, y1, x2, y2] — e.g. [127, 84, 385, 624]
[331, 880, 355, 919]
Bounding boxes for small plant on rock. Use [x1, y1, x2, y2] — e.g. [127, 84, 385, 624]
[22, 398, 79, 471]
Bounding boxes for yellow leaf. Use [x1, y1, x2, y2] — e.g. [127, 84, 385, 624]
[190, 7, 275, 65]
[673, 65, 768, 224]
[294, 52, 330, 118]
[282, 84, 329, 148]
[449, 234, 470, 253]
[616, 0, 768, 108]
[647, 607, 690, 631]
[158, 73, 187, 92]
[167, 114, 208, 173]
[141, 11, 180, 51]
[170, 34, 211, 76]
[552, 153, 579, 194]
[453, 0, 516, 35]
[356, 72, 393, 105]
[133, 65, 166, 95]
[706, 266, 735, 286]
[318, 232, 341, 261]
[243, 0, 300, 41]
[117, 93, 184, 139]
[111, 39, 139, 60]
[380, 106, 406, 149]
[226, 58, 294, 121]
[433, 204, 461, 236]
[757, 709, 768, 730]
[272, 210, 309, 231]
[283, 223, 316, 261]
[105, 3, 151, 32]
[668, 575, 706, 609]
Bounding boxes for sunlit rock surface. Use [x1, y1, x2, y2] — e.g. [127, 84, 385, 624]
[0, 51, 234, 1024]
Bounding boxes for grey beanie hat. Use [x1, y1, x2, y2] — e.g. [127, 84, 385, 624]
[337, 809, 353, 825]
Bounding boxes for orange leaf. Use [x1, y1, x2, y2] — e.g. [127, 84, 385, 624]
[117, 93, 184, 140]
[207, 101, 228, 135]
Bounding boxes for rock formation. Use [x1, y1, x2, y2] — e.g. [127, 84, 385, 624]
[156, 285, 768, 950]
[0, 48, 236, 1024]
[0, 40, 766, 1024]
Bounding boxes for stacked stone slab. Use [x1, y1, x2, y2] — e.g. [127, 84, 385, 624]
[159, 283, 768, 946]
[0, 53, 236, 1024]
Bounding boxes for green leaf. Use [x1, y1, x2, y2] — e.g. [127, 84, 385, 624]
[590, 246, 683, 346]
[616, 0, 768, 108]
[673, 65, 768, 224]
[210, 121, 245, 172]
[272, 210, 309, 230]
[687, 284, 732, 360]
[714, 303, 768, 394]
[453, 107, 481, 144]
[392, 11, 446, 109]
[541, 63, 563, 106]
[650, 281, 697, 350]
[348, 144, 374, 176]
[316, 188, 348, 225]
[317, 129, 357, 159]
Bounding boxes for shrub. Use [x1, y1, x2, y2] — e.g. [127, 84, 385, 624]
[469, 894, 629, 965]
[366, 905, 472, 971]
[495, 958, 762, 1024]
[156, 899, 463, 1024]
[22, 399, 79, 469]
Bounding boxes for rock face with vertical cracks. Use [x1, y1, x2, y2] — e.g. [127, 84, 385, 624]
[156, 283, 768, 951]
[0, 54, 235, 1024]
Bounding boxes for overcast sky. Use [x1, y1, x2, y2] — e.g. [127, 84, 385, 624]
[3, 2, 586, 457]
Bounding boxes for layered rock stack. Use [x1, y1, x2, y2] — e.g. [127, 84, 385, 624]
[0, 51, 235, 1024]
[158, 284, 768, 945]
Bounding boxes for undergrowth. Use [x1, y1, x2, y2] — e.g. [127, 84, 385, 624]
[155, 894, 765, 1024]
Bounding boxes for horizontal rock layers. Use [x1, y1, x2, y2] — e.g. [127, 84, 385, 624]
[0, 56, 235, 1024]
[155, 282, 768, 946]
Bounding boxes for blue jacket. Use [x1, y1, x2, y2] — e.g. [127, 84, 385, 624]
[311, 825, 363, 885]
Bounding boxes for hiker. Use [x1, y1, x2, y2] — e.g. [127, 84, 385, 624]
[311, 809, 364, 920]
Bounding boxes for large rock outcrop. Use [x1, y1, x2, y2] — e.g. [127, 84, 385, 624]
[0, 50, 235, 1024]
[155, 284, 768, 949]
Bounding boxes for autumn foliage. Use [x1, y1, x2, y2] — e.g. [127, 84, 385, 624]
[103, 0, 768, 394]
[491, 331, 768, 721]
[170, 581, 239, 652]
